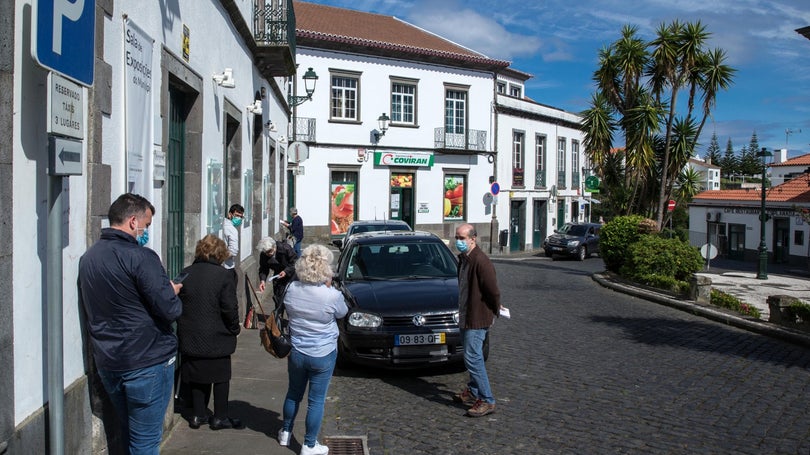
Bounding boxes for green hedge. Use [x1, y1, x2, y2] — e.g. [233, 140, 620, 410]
[600, 215, 648, 272]
[620, 235, 703, 282]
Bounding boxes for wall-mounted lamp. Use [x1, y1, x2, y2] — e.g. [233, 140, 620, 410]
[246, 100, 262, 115]
[265, 120, 277, 132]
[212, 68, 235, 88]
[288, 67, 318, 107]
[260, 86, 267, 99]
[370, 113, 391, 144]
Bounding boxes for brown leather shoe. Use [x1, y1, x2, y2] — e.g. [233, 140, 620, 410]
[452, 388, 477, 406]
[466, 399, 495, 417]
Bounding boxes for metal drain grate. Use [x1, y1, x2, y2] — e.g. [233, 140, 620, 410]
[324, 436, 369, 455]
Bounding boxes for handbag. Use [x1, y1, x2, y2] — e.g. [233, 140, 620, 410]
[246, 276, 292, 358]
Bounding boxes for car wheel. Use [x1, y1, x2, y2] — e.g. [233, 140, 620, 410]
[577, 246, 587, 261]
[336, 340, 352, 369]
[544, 249, 553, 258]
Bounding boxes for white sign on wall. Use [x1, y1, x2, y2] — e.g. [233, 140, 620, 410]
[124, 18, 154, 195]
[48, 72, 84, 139]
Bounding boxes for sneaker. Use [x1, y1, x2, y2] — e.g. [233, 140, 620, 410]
[466, 399, 496, 417]
[278, 429, 291, 446]
[452, 388, 477, 406]
[300, 441, 329, 455]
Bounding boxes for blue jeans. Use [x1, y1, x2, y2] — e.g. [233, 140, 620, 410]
[293, 239, 302, 257]
[283, 349, 337, 447]
[98, 357, 175, 455]
[462, 328, 494, 404]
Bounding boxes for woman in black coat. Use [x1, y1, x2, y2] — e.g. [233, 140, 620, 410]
[177, 234, 242, 430]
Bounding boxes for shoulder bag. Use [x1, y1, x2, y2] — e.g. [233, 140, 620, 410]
[246, 276, 292, 358]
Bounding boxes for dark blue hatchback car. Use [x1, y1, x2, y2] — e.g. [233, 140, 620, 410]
[332, 231, 466, 368]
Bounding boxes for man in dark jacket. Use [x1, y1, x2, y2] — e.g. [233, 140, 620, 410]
[281, 207, 304, 256]
[452, 223, 501, 417]
[79, 193, 183, 453]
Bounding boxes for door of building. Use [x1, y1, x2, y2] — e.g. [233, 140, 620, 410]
[774, 217, 790, 263]
[509, 200, 526, 252]
[390, 173, 414, 228]
[532, 200, 547, 248]
[556, 201, 565, 230]
[166, 86, 186, 278]
[728, 223, 746, 261]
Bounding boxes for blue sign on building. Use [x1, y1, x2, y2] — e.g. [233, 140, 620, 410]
[34, 0, 95, 86]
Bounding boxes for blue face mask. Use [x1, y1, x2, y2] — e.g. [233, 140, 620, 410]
[231, 217, 243, 227]
[137, 228, 149, 247]
[455, 239, 469, 253]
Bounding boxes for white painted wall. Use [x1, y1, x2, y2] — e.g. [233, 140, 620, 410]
[12, 0, 288, 425]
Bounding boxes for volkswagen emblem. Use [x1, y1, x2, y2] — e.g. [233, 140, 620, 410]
[412, 314, 426, 327]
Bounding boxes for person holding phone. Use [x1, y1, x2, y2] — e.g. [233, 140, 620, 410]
[78, 193, 182, 453]
[176, 234, 242, 430]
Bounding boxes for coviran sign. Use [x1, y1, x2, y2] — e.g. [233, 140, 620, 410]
[374, 151, 434, 167]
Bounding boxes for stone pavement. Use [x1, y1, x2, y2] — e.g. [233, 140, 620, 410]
[161, 253, 810, 454]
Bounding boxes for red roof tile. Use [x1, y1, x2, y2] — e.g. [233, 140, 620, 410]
[293, 1, 510, 68]
[693, 173, 810, 203]
[771, 152, 810, 167]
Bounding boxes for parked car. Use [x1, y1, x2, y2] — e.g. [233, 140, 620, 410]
[332, 230, 482, 368]
[543, 222, 601, 261]
[331, 219, 412, 250]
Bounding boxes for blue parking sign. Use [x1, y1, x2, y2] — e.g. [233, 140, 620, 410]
[34, 0, 95, 86]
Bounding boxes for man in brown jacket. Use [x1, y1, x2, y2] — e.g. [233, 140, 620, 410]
[452, 223, 501, 417]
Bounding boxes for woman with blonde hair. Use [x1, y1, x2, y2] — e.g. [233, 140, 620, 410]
[177, 234, 242, 430]
[277, 244, 347, 455]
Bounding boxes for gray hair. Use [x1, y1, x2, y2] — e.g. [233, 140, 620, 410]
[294, 244, 333, 284]
[257, 236, 276, 253]
[290, 207, 298, 215]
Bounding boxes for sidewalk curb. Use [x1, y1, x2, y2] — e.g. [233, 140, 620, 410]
[592, 273, 810, 349]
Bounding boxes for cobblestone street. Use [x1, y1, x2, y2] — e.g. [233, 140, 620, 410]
[321, 258, 810, 454]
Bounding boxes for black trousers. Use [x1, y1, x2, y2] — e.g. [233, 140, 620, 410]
[190, 381, 230, 419]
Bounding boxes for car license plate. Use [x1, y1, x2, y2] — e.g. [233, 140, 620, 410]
[394, 333, 446, 346]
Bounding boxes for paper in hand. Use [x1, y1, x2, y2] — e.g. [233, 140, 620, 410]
[499, 307, 511, 319]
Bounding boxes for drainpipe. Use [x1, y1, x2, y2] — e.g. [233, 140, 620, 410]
[490, 74, 499, 254]
[47, 176, 65, 455]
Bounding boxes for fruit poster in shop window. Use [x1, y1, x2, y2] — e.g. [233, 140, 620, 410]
[330, 183, 355, 235]
[443, 176, 464, 219]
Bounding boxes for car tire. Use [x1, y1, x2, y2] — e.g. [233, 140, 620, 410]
[336, 341, 352, 369]
[544, 249, 553, 258]
[577, 246, 587, 261]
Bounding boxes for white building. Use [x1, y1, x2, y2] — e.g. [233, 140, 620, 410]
[686, 157, 721, 191]
[3, 0, 295, 451]
[291, 2, 588, 253]
[688, 175, 810, 266]
[771, 152, 810, 186]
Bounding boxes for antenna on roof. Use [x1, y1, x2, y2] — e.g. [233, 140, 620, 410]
[785, 128, 801, 148]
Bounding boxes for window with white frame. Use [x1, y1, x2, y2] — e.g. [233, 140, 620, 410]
[391, 79, 417, 125]
[557, 137, 567, 188]
[330, 72, 360, 121]
[571, 140, 580, 188]
[509, 84, 522, 98]
[535, 135, 546, 187]
[444, 89, 466, 134]
[512, 130, 525, 187]
[497, 82, 506, 94]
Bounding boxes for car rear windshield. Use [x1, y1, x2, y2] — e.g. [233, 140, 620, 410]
[348, 223, 411, 235]
[343, 241, 457, 280]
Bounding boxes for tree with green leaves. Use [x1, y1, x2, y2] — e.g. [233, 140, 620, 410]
[739, 143, 760, 177]
[581, 21, 735, 229]
[675, 166, 703, 201]
[718, 137, 738, 179]
[706, 132, 721, 165]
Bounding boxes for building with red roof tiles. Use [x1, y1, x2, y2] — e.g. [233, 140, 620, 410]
[688, 173, 810, 266]
[771, 152, 810, 186]
[288, 1, 588, 251]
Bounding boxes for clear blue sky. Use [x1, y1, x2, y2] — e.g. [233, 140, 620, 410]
[300, 0, 810, 159]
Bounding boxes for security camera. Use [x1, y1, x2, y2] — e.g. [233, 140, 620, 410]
[246, 100, 262, 115]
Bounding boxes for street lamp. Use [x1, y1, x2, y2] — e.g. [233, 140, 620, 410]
[756, 147, 773, 280]
[370, 113, 390, 144]
[287, 67, 318, 107]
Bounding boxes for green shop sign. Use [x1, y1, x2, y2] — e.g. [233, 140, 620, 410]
[374, 151, 434, 167]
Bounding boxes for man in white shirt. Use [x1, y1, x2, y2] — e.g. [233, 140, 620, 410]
[222, 204, 245, 283]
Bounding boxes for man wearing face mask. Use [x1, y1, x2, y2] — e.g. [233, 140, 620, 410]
[222, 204, 245, 283]
[452, 223, 501, 418]
[78, 193, 183, 453]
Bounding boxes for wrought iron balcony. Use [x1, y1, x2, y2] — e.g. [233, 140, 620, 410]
[253, 0, 296, 76]
[289, 117, 316, 143]
[434, 128, 487, 151]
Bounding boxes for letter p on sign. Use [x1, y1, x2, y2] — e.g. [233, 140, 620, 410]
[34, 0, 95, 86]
